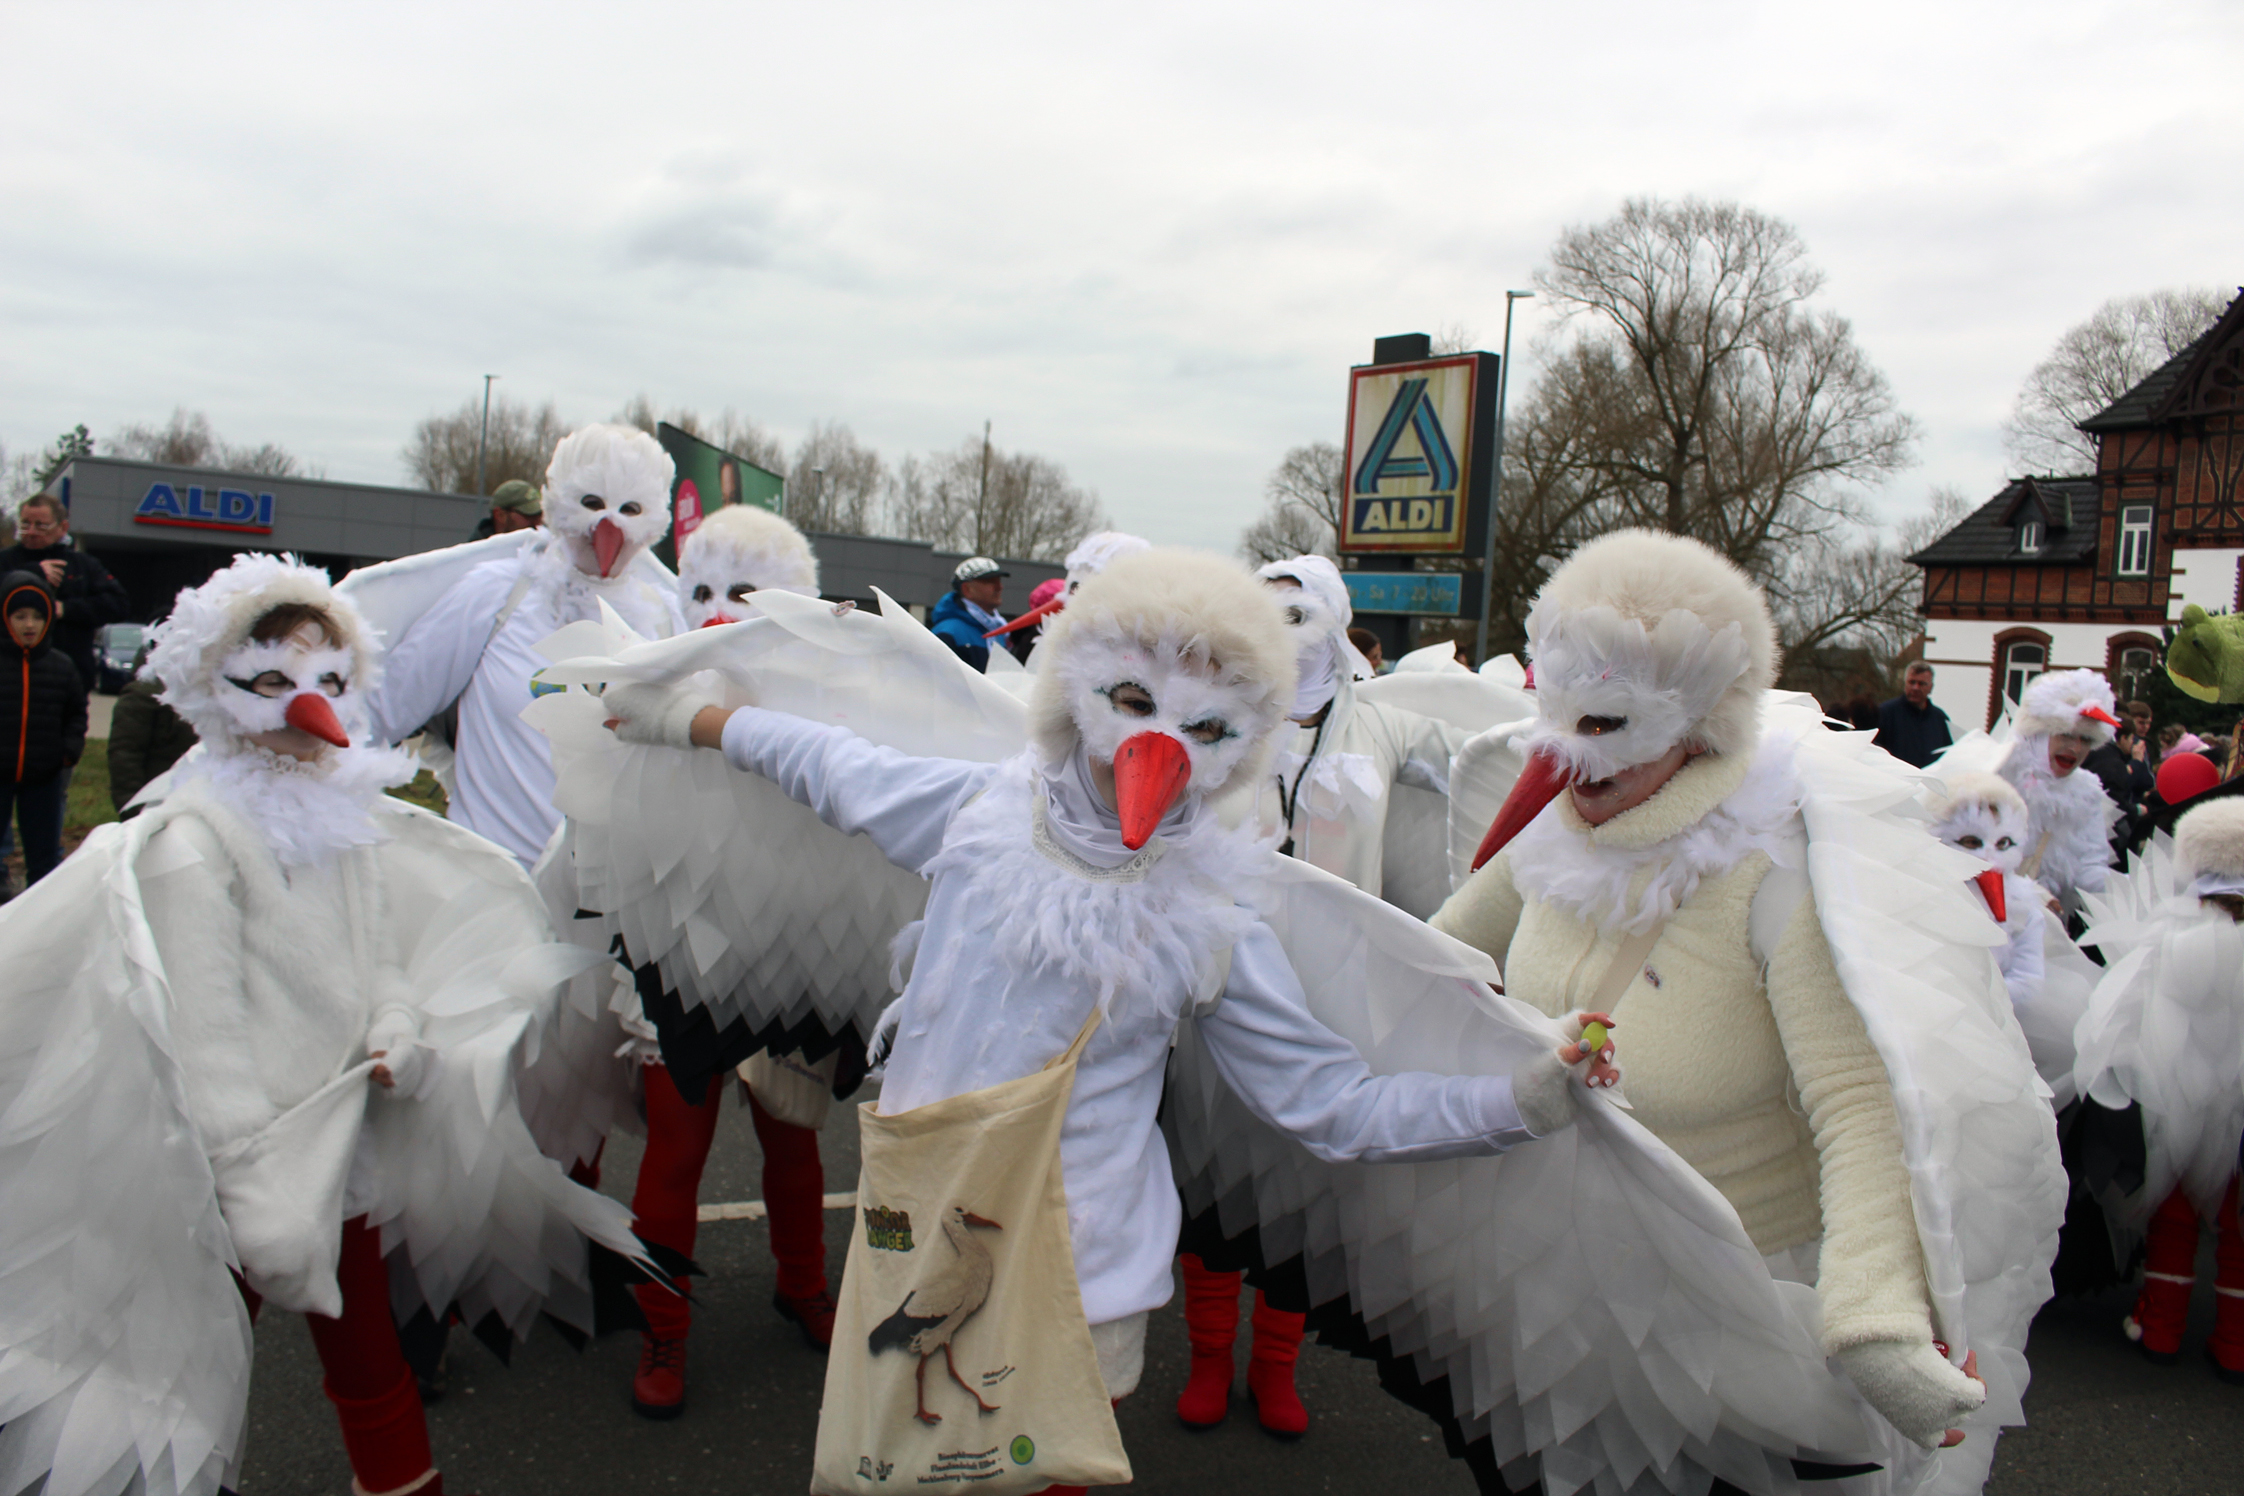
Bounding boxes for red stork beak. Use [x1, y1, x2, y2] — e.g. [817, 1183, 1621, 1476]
[1973, 867, 2007, 923]
[284, 692, 350, 748]
[591, 517, 627, 578]
[1470, 748, 1572, 871]
[2082, 706, 2121, 729]
[983, 593, 1066, 639]
[960, 1212, 1002, 1230]
[1113, 731, 1192, 850]
[699, 614, 736, 629]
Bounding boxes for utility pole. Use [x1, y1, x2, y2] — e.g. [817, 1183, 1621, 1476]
[1474, 293, 1531, 668]
[474, 374, 498, 496]
[976, 419, 992, 552]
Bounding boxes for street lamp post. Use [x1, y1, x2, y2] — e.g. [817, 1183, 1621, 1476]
[1474, 292, 1531, 668]
[474, 374, 498, 497]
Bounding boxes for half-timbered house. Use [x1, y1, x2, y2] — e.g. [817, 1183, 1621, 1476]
[1912, 290, 2244, 730]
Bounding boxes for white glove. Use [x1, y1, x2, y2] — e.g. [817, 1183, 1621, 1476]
[366, 1010, 439, 1101]
[1512, 1048, 1579, 1136]
[1836, 1339, 1986, 1450]
[603, 678, 719, 750]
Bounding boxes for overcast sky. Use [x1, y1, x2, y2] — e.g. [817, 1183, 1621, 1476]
[4, 0, 2239, 553]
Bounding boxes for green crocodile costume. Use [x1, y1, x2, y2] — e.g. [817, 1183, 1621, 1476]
[2166, 604, 2244, 702]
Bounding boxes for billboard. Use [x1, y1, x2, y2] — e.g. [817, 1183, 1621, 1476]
[1338, 353, 1480, 553]
[656, 422, 784, 548]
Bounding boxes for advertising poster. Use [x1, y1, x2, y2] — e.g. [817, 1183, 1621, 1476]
[656, 421, 784, 549]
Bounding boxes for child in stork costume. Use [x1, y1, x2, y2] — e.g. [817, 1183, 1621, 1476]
[1985, 669, 2123, 915]
[366, 423, 683, 868]
[1432, 531, 2062, 1492]
[1170, 553, 1477, 1438]
[0, 555, 653, 1496]
[2074, 798, 2244, 1381]
[600, 548, 1618, 1494]
[623, 503, 852, 1417]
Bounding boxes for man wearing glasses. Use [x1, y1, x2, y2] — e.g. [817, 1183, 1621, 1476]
[2, 494, 132, 695]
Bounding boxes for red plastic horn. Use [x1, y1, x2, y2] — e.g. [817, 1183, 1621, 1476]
[983, 593, 1067, 639]
[1973, 867, 2007, 924]
[1471, 749, 1572, 871]
[284, 692, 350, 748]
[591, 517, 627, 578]
[1113, 732, 1193, 850]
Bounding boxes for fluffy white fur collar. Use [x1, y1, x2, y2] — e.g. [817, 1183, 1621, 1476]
[173, 742, 421, 869]
[908, 751, 1264, 1023]
[1510, 733, 1805, 935]
[524, 533, 677, 638]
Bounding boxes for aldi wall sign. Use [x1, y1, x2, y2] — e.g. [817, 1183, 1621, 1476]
[1340, 354, 1479, 553]
[133, 482, 276, 534]
[1343, 571, 1463, 617]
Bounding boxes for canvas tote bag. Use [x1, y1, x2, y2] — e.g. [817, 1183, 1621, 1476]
[740, 1046, 839, 1130]
[810, 1010, 1130, 1494]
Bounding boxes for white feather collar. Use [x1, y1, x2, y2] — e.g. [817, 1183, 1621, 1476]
[171, 742, 422, 869]
[1510, 734, 1805, 935]
[524, 533, 676, 639]
[908, 750, 1264, 1023]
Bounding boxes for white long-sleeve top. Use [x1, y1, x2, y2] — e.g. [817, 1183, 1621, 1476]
[718, 706, 1534, 1326]
[367, 543, 681, 865]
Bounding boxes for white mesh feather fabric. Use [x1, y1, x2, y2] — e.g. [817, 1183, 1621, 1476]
[1354, 672, 1536, 919]
[0, 800, 648, 1496]
[1180, 693, 2064, 1495]
[529, 590, 1028, 1055]
[2075, 834, 2244, 1224]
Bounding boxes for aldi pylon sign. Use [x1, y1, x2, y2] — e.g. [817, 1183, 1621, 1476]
[1340, 352, 1490, 554]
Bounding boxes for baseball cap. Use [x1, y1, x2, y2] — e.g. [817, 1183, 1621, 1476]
[954, 556, 1009, 584]
[491, 479, 543, 516]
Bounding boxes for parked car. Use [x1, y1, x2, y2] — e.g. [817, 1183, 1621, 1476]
[94, 622, 147, 694]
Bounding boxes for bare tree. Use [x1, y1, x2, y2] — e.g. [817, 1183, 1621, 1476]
[787, 421, 886, 535]
[1430, 322, 1479, 356]
[2002, 287, 2232, 475]
[1237, 442, 1344, 563]
[404, 396, 569, 495]
[617, 395, 790, 478]
[1771, 486, 1972, 700]
[109, 408, 305, 476]
[891, 433, 1105, 562]
[1531, 196, 1918, 584]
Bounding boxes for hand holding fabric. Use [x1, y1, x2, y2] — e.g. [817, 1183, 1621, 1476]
[366, 1008, 438, 1100]
[1513, 1012, 1620, 1136]
[603, 678, 720, 750]
[1836, 1340, 1984, 1450]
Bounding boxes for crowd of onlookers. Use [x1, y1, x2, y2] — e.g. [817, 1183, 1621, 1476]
[1850, 658, 2244, 860]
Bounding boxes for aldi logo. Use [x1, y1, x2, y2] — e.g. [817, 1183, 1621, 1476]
[1340, 355, 1478, 553]
[134, 482, 276, 534]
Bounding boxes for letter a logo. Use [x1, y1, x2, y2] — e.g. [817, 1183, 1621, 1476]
[1353, 378, 1460, 496]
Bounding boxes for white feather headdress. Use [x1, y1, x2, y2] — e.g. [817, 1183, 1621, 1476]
[2015, 668, 2118, 746]
[146, 553, 378, 748]
[680, 504, 817, 626]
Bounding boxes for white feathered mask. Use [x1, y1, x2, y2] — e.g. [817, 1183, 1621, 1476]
[544, 423, 675, 581]
[2014, 668, 2121, 747]
[679, 504, 818, 627]
[1929, 773, 2030, 876]
[1471, 530, 1778, 869]
[1032, 548, 1294, 848]
[147, 552, 378, 752]
[1255, 553, 1365, 718]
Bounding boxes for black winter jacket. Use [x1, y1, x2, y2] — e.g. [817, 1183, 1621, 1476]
[1, 572, 89, 784]
[0, 539, 130, 689]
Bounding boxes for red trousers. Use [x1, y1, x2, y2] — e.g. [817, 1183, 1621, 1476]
[1180, 1252, 1304, 1367]
[2132, 1174, 2244, 1367]
[238, 1216, 432, 1494]
[631, 1063, 829, 1337]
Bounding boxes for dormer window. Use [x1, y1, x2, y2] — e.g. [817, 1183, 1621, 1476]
[2017, 520, 2043, 555]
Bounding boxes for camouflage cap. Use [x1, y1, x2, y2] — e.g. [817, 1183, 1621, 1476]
[490, 479, 543, 515]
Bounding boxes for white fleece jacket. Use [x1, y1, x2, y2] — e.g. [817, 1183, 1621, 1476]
[1433, 747, 1937, 1354]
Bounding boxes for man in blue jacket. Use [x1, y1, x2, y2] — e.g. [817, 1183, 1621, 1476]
[928, 556, 1009, 672]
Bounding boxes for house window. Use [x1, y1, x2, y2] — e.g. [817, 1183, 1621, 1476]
[2003, 641, 2046, 705]
[2117, 505, 2154, 576]
[2117, 646, 2156, 701]
[2017, 520, 2043, 554]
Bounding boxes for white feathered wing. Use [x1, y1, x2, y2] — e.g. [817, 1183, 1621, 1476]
[1352, 671, 1534, 919]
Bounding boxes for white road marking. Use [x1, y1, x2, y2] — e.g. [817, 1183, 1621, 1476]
[696, 1192, 857, 1223]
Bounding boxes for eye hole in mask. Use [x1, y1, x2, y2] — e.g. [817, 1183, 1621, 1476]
[1577, 715, 1629, 736]
[1995, 836, 2015, 851]
[727, 583, 753, 602]
[1182, 718, 1232, 745]
[1956, 834, 1984, 850]
[692, 584, 714, 603]
[1103, 682, 1156, 718]
[581, 494, 606, 511]
[1283, 606, 1308, 627]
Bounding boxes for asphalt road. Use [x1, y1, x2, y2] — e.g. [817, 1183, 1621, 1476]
[234, 1098, 2244, 1495]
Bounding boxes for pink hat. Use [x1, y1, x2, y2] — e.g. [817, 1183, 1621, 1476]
[1028, 578, 1065, 610]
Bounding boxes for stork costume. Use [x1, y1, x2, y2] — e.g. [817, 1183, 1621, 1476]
[1171, 554, 1473, 1439]
[1924, 773, 2095, 1108]
[599, 549, 1608, 1488]
[1428, 531, 2062, 1493]
[2074, 799, 2244, 1379]
[1992, 669, 2122, 911]
[366, 423, 683, 866]
[623, 504, 849, 1416]
[0, 556, 652, 1496]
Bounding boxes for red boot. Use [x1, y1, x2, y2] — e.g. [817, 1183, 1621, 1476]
[630, 1065, 722, 1415]
[2129, 1185, 2201, 1363]
[1176, 1254, 1238, 1429]
[2208, 1176, 2244, 1383]
[750, 1090, 836, 1348]
[1245, 1297, 1308, 1439]
[308, 1219, 437, 1495]
[632, 1334, 688, 1420]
